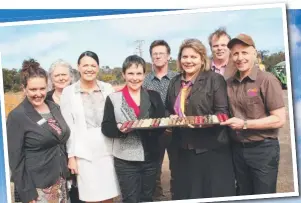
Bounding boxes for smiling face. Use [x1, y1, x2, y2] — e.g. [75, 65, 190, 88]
[122, 63, 145, 92]
[180, 47, 203, 76]
[211, 34, 230, 62]
[231, 43, 257, 74]
[24, 77, 47, 108]
[51, 65, 72, 90]
[78, 56, 99, 82]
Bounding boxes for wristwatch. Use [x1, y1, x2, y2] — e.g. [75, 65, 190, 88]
[243, 120, 248, 130]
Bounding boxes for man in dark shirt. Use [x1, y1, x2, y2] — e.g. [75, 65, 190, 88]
[143, 40, 178, 200]
[208, 27, 237, 80]
[221, 33, 286, 195]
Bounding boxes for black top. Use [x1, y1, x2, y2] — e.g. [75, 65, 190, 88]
[101, 89, 166, 161]
[46, 89, 55, 102]
[166, 70, 230, 150]
[6, 97, 70, 203]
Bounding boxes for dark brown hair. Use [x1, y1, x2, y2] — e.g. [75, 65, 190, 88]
[21, 58, 48, 88]
[208, 27, 231, 47]
[149, 40, 171, 55]
[122, 55, 146, 74]
[77, 51, 99, 65]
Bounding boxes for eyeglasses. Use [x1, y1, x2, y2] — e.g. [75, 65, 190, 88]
[152, 52, 167, 57]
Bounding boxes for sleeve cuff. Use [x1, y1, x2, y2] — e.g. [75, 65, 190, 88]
[68, 154, 75, 158]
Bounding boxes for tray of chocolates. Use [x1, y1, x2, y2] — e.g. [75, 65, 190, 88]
[120, 114, 229, 130]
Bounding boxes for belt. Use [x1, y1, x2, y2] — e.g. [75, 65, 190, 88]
[234, 138, 277, 148]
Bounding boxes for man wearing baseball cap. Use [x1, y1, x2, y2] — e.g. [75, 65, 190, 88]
[221, 34, 286, 195]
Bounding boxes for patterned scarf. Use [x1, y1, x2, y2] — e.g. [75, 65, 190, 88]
[48, 118, 62, 135]
[173, 80, 193, 117]
[121, 85, 140, 117]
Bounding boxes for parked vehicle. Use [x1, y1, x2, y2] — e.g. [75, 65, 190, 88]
[270, 61, 287, 89]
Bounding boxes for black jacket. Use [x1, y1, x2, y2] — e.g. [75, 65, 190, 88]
[7, 97, 70, 203]
[45, 89, 55, 103]
[166, 70, 230, 150]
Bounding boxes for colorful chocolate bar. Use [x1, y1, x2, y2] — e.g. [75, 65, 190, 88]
[131, 120, 139, 128]
[120, 121, 130, 131]
[222, 114, 229, 121]
[212, 115, 219, 123]
[217, 114, 224, 122]
[127, 121, 135, 128]
[151, 119, 157, 127]
[154, 118, 161, 127]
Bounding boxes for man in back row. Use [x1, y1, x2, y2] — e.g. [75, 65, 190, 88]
[143, 40, 178, 201]
[208, 27, 237, 80]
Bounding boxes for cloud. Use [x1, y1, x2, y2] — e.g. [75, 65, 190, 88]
[217, 13, 240, 27]
[0, 31, 69, 56]
[294, 100, 301, 129]
[0, 8, 286, 70]
[103, 10, 242, 40]
[289, 24, 301, 47]
[104, 13, 201, 39]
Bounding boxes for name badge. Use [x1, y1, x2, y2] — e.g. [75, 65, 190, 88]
[37, 118, 47, 126]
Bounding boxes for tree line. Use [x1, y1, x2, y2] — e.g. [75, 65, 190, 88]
[2, 50, 285, 93]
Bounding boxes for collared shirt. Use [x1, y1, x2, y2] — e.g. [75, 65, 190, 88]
[227, 65, 285, 142]
[74, 81, 105, 128]
[211, 60, 228, 75]
[143, 69, 178, 105]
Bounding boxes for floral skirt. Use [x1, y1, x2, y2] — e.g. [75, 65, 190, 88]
[36, 177, 69, 203]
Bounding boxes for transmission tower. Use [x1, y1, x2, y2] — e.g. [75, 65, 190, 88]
[133, 40, 145, 57]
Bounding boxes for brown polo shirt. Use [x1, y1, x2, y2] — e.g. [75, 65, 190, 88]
[227, 65, 285, 142]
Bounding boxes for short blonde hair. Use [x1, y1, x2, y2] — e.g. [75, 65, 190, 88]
[177, 39, 210, 73]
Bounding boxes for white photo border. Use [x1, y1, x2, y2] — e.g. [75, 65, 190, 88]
[0, 3, 298, 203]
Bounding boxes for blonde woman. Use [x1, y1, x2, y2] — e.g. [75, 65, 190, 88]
[165, 39, 236, 200]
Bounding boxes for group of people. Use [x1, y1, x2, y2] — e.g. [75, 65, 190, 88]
[7, 27, 286, 203]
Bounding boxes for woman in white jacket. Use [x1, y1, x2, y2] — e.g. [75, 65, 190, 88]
[60, 51, 120, 203]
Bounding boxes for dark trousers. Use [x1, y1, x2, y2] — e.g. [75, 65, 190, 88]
[232, 138, 280, 195]
[114, 157, 158, 203]
[174, 145, 236, 200]
[67, 174, 84, 203]
[154, 133, 178, 200]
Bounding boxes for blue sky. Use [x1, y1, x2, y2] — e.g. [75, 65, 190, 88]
[290, 9, 301, 140]
[0, 7, 285, 71]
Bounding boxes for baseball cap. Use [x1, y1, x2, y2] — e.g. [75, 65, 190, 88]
[227, 34, 256, 49]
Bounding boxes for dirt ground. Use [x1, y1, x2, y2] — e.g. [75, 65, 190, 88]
[9, 90, 296, 202]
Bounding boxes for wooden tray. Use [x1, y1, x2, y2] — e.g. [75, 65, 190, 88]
[120, 115, 228, 131]
[130, 122, 221, 129]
